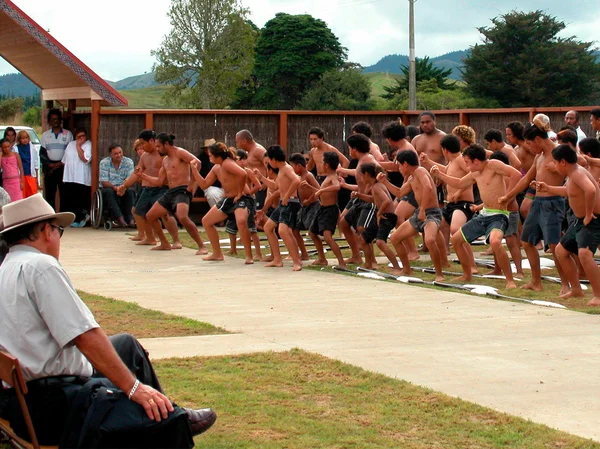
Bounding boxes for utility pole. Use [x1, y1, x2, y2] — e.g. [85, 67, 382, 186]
[408, 0, 416, 111]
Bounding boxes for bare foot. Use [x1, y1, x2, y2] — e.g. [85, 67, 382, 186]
[245, 258, 254, 265]
[559, 285, 570, 296]
[253, 254, 262, 261]
[344, 257, 363, 264]
[292, 263, 303, 271]
[196, 247, 209, 255]
[225, 249, 238, 256]
[171, 242, 183, 250]
[587, 297, 600, 306]
[408, 252, 420, 261]
[471, 268, 479, 275]
[265, 260, 283, 268]
[203, 253, 224, 261]
[391, 269, 403, 276]
[559, 289, 585, 299]
[505, 281, 517, 289]
[336, 262, 347, 269]
[452, 274, 472, 282]
[300, 253, 310, 261]
[151, 243, 171, 251]
[521, 282, 543, 292]
[363, 263, 375, 270]
[480, 247, 494, 256]
[261, 255, 274, 263]
[136, 239, 157, 246]
[486, 269, 502, 276]
[130, 235, 144, 241]
[311, 258, 328, 266]
[435, 274, 444, 282]
[400, 268, 414, 276]
[515, 271, 525, 278]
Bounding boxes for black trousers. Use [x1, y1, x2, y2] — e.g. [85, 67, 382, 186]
[101, 188, 135, 221]
[62, 182, 91, 222]
[43, 165, 65, 211]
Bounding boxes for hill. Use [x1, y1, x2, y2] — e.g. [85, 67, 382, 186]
[107, 72, 158, 90]
[118, 85, 170, 108]
[363, 50, 469, 80]
[0, 73, 39, 96]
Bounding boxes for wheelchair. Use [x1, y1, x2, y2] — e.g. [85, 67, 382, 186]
[90, 188, 115, 231]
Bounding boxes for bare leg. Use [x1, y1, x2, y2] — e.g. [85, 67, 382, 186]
[130, 209, 145, 241]
[200, 207, 228, 261]
[506, 235, 523, 277]
[440, 219, 451, 253]
[436, 230, 449, 268]
[424, 222, 444, 281]
[226, 233, 238, 256]
[549, 244, 569, 295]
[360, 235, 375, 270]
[264, 219, 282, 266]
[175, 203, 207, 255]
[555, 244, 584, 298]
[235, 208, 253, 264]
[390, 221, 417, 276]
[490, 230, 516, 289]
[339, 216, 362, 264]
[377, 239, 401, 274]
[521, 241, 543, 291]
[520, 198, 532, 219]
[251, 232, 262, 260]
[146, 204, 172, 250]
[450, 230, 473, 281]
[279, 222, 302, 271]
[163, 215, 181, 248]
[134, 214, 157, 245]
[310, 231, 328, 266]
[323, 230, 346, 268]
[396, 200, 418, 261]
[293, 229, 309, 261]
[579, 248, 600, 306]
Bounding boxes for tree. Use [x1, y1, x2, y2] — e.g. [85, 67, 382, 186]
[0, 97, 23, 122]
[152, 0, 258, 109]
[462, 10, 600, 107]
[297, 66, 375, 111]
[23, 106, 42, 127]
[381, 56, 454, 100]
[238, 13, 347, 110]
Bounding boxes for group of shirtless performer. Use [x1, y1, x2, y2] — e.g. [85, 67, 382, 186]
[121, 109, 600, 306]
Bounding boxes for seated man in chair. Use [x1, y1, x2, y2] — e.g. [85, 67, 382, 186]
[99, 144, 136, 227]
[0, 194, 216, 447]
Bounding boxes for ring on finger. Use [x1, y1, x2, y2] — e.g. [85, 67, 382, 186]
[148, 398, 155, 405]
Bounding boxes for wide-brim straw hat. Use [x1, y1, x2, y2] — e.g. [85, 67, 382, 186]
[0, 193, 75, 234]
[203, 138, 216, 148]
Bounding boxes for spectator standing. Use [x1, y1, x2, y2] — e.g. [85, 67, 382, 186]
[14, 130, 39, 197]
[62, 127, 92, 227]
[1, 138, 24, 202]
[99, 144, 135, 227]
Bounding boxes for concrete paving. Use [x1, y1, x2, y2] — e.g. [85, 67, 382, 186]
[60, 228, 600, 442]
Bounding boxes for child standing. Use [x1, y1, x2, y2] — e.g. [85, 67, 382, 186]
[1, 138, 24, 202]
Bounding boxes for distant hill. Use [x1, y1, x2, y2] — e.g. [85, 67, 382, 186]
[0, 73, 39, 96]
[363, 50, 469, 80]
[106, 72, 158, 90]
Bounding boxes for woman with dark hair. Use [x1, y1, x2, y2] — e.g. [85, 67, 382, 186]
[61, 127, 92, 227]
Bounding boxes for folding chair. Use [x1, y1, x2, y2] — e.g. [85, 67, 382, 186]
[0, 350, 57, 449]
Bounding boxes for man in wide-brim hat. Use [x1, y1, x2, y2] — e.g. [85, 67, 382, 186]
[0, 194, 216, 446]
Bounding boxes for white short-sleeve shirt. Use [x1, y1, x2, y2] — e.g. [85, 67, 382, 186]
[62, 140, 92, 186]
[0, 245, 98, 381]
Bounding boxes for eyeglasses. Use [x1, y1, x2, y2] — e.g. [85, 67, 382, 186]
[49, 224, 64, 238]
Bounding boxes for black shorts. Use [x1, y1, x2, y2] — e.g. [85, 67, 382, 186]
[217, 195, 253, 216]
[521, 196, 565, 246]
[460, 211, 508, 243]
[344, 199, 376, 232]
[362, 212, 398, 243]
[225, 196, 257, 234]
[560, 216, 600, 255]
[437, 184, 446, 204]
[134, 186, 168, 217]
[409, 207, 442, 233]
[401, 191, 418, 209]
[310, 204, 339, 236]
[271, 199, 301, 228]
[157, 185, 192, 215]
[255, 188, 267, 211]
[442, 201, 474, 224]
[296, 202, 320, 231]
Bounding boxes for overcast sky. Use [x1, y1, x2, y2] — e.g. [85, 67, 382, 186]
[1, 0, 597, 81]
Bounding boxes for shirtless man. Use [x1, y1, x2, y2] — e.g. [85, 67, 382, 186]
[337, 133, 379, 265]
[506, 121, 536, 218]
[290, 153, 320, 260]
[433, 144, 522, 289]
[119, 130, 180, 248]
[412, 111, 446, 164]
[306, 127, 349, 183]
[351, 121, 385, 162]
[539, 145, 600, 306]
[499, 120, 567, 293]
[138, 133, 208, 254]
[236, 129, 268, 210]
[484, 129, 521, 170]
[579, 138, 600, 182]
[380, 150, 447, 281]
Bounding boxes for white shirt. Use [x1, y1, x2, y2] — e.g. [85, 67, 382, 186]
[0, 245, 98, 381]
[576, 126, 586, 144]
[41, 128, 73, 162]
[62, 140, 92, 186]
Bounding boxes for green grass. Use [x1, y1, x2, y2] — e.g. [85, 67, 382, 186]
[118, 85, 171, 109]
[364, 72, 401, 99]
[156, 350, 600, 448]
[79, 290, 228, 338]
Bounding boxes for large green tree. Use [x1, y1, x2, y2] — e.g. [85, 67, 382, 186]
[297, 66, 375, 111]
[152, 0, 257, 109]
[237, 13, 347, 109]
[462, 10, 600, 107]
[381, 56, 454, 100]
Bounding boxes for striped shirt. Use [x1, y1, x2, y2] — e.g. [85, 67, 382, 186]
[99, 156, 134, 186]
[41, 128, 73, 161]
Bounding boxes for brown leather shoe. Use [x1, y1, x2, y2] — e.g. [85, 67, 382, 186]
[184, 408, 217, 436]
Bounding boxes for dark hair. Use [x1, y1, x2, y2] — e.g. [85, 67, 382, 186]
[560, 125, 576, 132]
[351, 122, 373, 138]
[0, 138, 10, 147]
[462, 144, 487, 162]
[1, 219, 53, 249]
[552, 144, 578, 164]
[360, 163, 381, 178]
[484, 129, 503, 143]
[108, 144, 122, 153]
[396, 150, 419, 167]
[323, 151, 339, 170]
[347, 133, 371, 154]
[440, 135, 460, 154]
[556, 129, 577, 148]
[506, 122, 524, 140]
[524, 121, 549, 140]
[209, 142, 235, 159]
[267, 145, 286, 162]
[419, 111, 436, 121]
[74, 127, 87, 138]
[407, 125, 420, 140]
[566, 111, 580, 120]
[138, 129, 156, 141]
[579, 137, 600, 158]
[591, 108, 600, 120]
[289, 153, 307, 167]
[156, 133, 176, 145]
[47, 108, 62, 123]
[382, 121, 406, 141]
[489, 151, 509, 165]
[3, 127, 15, 139]
[236, 149, 248, 160]
[308, 127, 325, 139]
[266, 163, 279, 174]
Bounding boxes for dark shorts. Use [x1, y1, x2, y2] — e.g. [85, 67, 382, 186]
[442, 201, 474, 224]
[460, 212, 509, 243]
[270, 199, 301, 228]
[401, 191, 418, 209]
[255, 188, 267, 211]
[437, 184, 446, 204]
[409, 207, 442, 233]
[134, 186, 168, 217]
[344, 199, 377, 232]
[316, 175, 327, 185]
[296, 201, 320, 231]
[505, 211, 520, 237]
[521, 196, 565, 246]
[560, 216, 600, 255]
[344, 197, 357, 211]
[224, 195, 257, 234]
[156, 185, 192, 215]
[362, 212, 398, 243]
[310, 204, 339, 236]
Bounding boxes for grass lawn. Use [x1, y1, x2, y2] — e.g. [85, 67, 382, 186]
[80, 290, 228, 338]
[156, 349, 600, 449]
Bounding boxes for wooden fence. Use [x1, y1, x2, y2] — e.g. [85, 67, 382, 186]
[70, 107, 598, 161]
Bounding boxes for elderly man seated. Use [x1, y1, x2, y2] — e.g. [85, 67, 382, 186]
[99, 144, 136, 227]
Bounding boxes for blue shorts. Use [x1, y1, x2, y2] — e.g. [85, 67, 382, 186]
[460, 211, 509, 243]
[521, 196, 565, 246]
